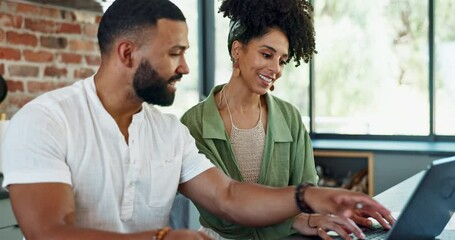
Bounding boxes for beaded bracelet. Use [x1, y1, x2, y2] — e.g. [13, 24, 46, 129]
[152, 227, 172, 240]
[295, 182, 315, 213]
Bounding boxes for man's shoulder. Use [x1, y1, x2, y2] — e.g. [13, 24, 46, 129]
[12, 79, 90, 123]
[28, 79, 86, 107]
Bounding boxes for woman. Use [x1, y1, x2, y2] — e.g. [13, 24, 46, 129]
[181, 0, 390, 239]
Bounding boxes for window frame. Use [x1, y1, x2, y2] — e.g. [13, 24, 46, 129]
[198, 0, 455, 145]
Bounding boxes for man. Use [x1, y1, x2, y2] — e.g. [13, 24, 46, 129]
[2, 0, 393, 239]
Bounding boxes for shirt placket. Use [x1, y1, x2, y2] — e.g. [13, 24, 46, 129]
[120, 121, 140, 221]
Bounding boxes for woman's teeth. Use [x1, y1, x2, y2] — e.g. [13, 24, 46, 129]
[259, 74, 272, 83]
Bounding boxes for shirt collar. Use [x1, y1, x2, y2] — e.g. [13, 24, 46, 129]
[201, 84, 292, 142]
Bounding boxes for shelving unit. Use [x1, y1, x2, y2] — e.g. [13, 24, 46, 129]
[314, 150, 374, 196]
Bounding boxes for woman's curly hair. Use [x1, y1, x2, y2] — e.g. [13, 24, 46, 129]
[219, 0, 316, 67]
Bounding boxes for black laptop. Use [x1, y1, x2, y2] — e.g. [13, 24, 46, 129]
[346, 156, 455, 240]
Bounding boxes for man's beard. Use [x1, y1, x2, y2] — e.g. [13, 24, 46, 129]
[132, 60, 181, 106]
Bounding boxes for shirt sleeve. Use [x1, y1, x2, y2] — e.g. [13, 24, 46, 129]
[2, 103, 71, 189]
[179, 123, 214, 184]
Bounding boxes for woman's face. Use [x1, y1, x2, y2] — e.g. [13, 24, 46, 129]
[234, 28, 289, 94]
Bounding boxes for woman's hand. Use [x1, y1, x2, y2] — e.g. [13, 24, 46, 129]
[293, 213, 365, 240]
[350, 209, 395, 230]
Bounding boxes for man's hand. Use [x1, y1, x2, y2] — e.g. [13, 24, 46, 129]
[164, 229, 212, 240]
[304, 187, 394, 227]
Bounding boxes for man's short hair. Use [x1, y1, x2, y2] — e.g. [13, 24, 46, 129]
[97, 0, 186, 55]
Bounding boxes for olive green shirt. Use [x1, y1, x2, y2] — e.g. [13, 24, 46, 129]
[181, 84, 318, 240]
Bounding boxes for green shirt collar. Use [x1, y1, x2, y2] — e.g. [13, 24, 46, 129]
[201, 84, 292, 142]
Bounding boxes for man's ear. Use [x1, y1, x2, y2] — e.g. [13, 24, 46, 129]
[116, 40, 135, 68]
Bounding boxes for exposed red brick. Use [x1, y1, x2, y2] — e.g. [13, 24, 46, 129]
[74, 68, 95, 79]
[83, 23, 98, 37]
[40, 36, 67, 49]
[95, 15, 102, 24]
[8, 65, 39, 77]
[8, 94, 34, 109]
[23, 49, 53, 62]
[6, 80, 25, 92]
[15, 2, 40, 15]
[0, 13, 23, 28]
[7, 31, 38, 46]
[27, 81, 61, 94]
[58, 23, 81, 34]
[44, 66, 68, 78]
[61, 53, 82, 64]
[0, 28, 4, 42]
[85, 55, 101, 66]
[61, 10, 76, 22]
[25, 18, 58, 33]
[0, 47, 21, 60]
[0, 63, 4, 75]
[39, 6, 61, 19]
[69, 39, 96, 52]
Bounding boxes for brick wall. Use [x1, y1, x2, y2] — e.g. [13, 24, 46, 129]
[0, 0, 102, 118]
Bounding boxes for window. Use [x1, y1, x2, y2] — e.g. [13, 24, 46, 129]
[435, 1, 455, 136]
[313, 0, 429, 135]
[209, 0, 453, 140]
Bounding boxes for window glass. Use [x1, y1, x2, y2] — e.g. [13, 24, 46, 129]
[214, 2, 231, 86]
[214, 2, 310, 127]
[313, 0, 429, 135]
[155, 0, 200, 117]
[435, 0, 455, 135]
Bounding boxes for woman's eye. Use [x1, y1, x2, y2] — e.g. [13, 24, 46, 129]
[262, 53, 271, 58]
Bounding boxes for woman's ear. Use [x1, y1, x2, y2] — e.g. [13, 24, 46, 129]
[230, 40, 242, 60]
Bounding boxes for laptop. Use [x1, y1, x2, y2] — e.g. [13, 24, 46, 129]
[343, 156, 455, 240]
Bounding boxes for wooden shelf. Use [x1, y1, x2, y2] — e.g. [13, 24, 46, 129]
[314, 150, 374, 196]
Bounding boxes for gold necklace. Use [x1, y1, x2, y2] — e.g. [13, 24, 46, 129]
[218, 84, 227, 109]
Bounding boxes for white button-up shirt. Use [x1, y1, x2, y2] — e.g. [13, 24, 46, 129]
[2, 77, 214, 232]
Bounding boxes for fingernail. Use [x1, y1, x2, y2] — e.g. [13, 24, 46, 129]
[360, 232, 366, 239]
[367, 220, 372, 227]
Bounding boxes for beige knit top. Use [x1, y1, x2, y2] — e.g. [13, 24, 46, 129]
[225, 96, 265, 183]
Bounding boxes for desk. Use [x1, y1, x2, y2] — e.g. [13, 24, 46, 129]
[286, 171, 455, 239]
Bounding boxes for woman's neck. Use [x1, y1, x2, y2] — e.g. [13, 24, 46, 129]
[221, 81, 261, 112]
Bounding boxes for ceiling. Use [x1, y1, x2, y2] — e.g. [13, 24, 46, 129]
[24, 0, 114, 13]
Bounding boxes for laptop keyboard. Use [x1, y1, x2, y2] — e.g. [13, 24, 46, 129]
[358, 227, 388, 240]
[331, 227, 388, 240]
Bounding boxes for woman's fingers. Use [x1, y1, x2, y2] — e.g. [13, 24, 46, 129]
[326, 215, 364, 239]
[350, 211, 373, 227]
[369, 211, 393, 230]
[317, 227, 334, 240]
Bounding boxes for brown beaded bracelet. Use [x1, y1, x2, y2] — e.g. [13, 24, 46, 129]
[152, 227, 172, 240]
[295, 182, 315, 213]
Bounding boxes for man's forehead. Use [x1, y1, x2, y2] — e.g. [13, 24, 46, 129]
[152, 19, 189, 47]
